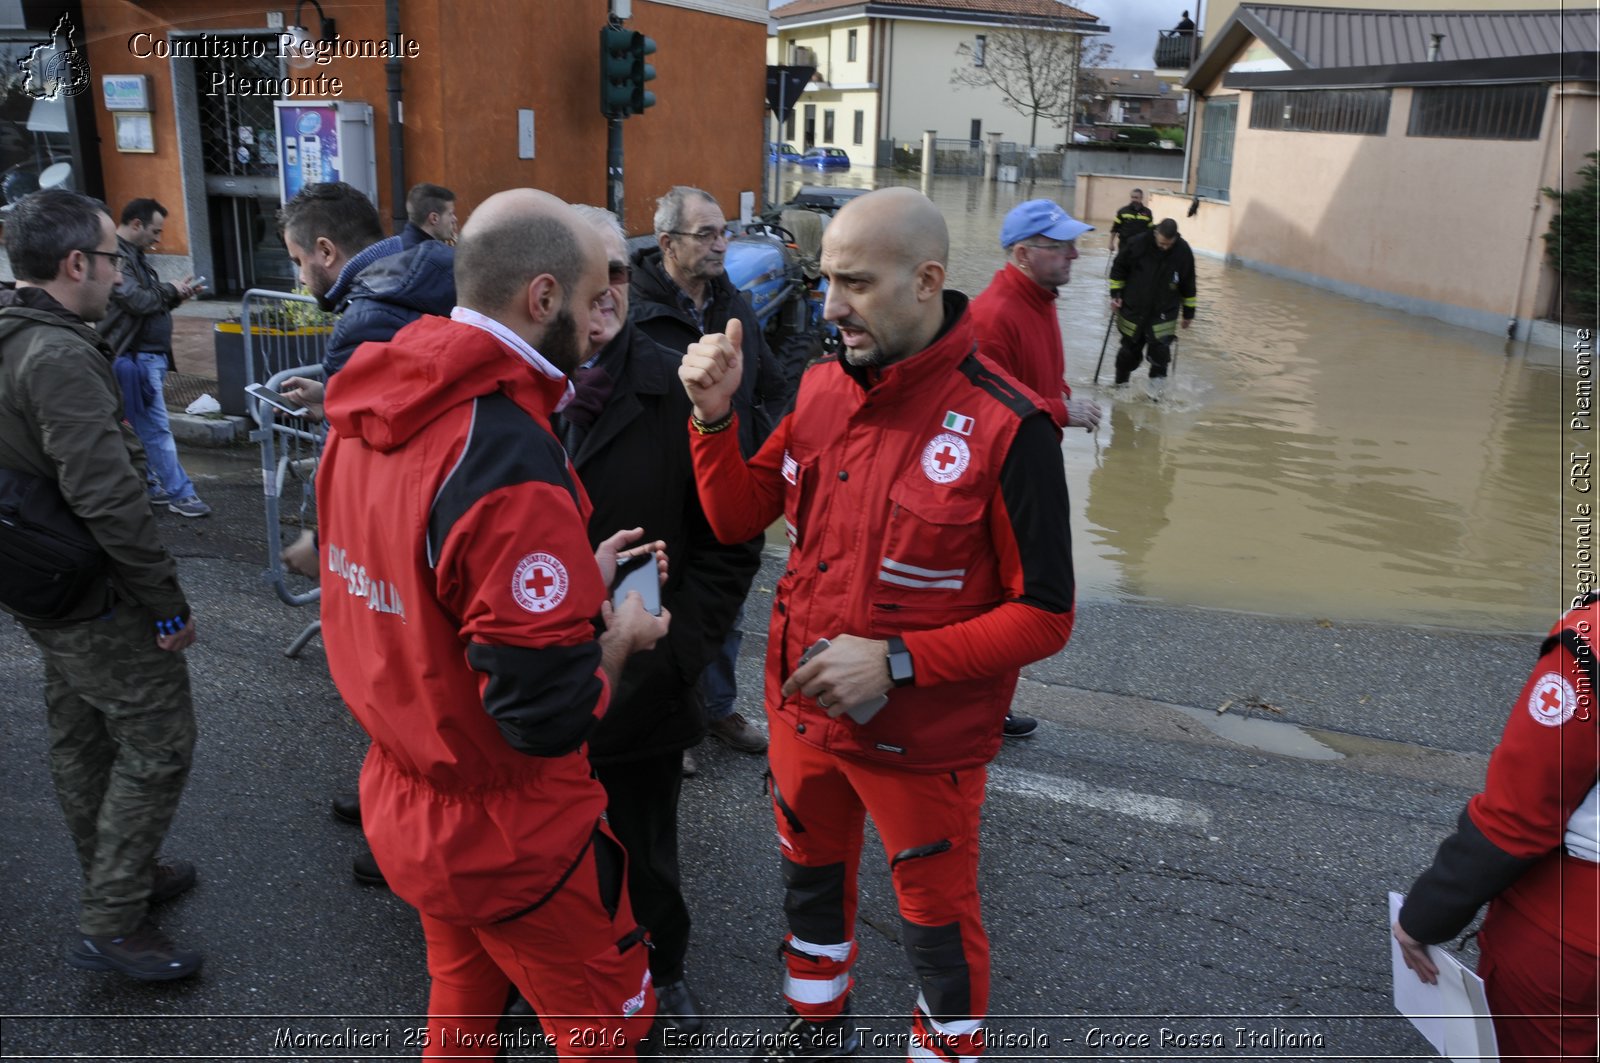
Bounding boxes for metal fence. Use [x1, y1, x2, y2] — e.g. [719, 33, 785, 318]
[241, 288, 329, 657]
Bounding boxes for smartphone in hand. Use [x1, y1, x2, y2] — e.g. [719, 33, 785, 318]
[610, 552, 661, 616]
[795, 637, 888, 724]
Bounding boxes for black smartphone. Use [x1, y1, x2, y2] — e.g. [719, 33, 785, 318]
[245, 382, 308, 418]
[610, 552, 661, 616]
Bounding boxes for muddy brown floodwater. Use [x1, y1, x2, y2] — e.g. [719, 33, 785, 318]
[775, 170, 1561, 633]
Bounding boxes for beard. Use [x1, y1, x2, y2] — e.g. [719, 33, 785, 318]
[540, 305, 588, 375]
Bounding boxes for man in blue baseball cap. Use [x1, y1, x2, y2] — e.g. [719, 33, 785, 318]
[969, 199, 1100, 742]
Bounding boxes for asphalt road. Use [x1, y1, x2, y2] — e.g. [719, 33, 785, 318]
[0, 446, 1534, 1061]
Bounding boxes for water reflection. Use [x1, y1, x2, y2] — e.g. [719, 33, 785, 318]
[774, 171, 1559, 633]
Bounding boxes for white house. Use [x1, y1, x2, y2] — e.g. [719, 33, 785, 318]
[769, 0, 1108, 167]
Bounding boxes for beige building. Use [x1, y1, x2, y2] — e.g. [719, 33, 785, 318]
[1167, 5, 1596, 339]
[768, 0, 1107, 167]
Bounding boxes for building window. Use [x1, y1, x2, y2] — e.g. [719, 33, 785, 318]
[786, 112, 795, 139]
[824, 109, 835, 143]
[1196, 97, 1237, 201]
[853, 110, 864, 145]
[1408, 84, 1546, 141]
[1249, 89, 1390, 135]
[973, 34, 986, 68]
[847, 28, 857, 63]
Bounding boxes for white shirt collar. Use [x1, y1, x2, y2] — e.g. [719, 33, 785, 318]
[449, 306, 575, 411]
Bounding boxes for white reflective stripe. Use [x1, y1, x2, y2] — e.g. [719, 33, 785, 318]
[1565, 782, 1600, 862]
[882, 557, 967, 580]
[781, 971, 852, 1005]
[785, 519, 799, 544]
[908, 1044, 977, 1063]
[789, 935, 854, 962]
[880, 570, 964, 591]
[915, 995, 982, 1037]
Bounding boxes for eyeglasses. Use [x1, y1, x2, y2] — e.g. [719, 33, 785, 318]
[667, 227, 737, 244]
[79, 248, 128, 271]
[1022, 240, 1075, 255]
[608, 261, 632, 284]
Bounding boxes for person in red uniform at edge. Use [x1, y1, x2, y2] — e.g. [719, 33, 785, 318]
[679, 187, 1077, 1063]
[316, 189, 671, 1060]
[1395, 593, 1599, 1061]
[967, 199, 1100, 742]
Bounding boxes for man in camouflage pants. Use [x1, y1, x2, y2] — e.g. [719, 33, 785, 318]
[0, 189, 202, 982]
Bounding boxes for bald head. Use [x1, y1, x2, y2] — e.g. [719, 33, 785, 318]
[819, 188, 950, 368]
[827, 187, 949, 273]
[453, 189, 610, 371]
[455, 189, 602, 316]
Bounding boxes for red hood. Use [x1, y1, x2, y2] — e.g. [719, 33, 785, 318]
[325, 315, 569, 452]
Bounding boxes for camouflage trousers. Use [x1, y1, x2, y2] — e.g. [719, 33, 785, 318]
[25, 604, 196, 937]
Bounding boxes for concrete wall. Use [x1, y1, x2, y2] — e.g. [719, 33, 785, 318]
[1077, 174, 1186, 222]
[1149, 190, 1230, 253]
[1063, 147, 1184, 184]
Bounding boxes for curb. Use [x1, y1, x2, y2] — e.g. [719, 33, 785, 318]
[169, 412, 250, 446]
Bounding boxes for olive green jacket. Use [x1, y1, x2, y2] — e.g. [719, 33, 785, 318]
[0, 284, 189, 625]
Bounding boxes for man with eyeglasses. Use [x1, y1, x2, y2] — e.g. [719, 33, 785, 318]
[0, 189, 203, 982]
[97, 198, 210, 518]
[632, 186, 786, 764]
[968, 200, 1099, 741]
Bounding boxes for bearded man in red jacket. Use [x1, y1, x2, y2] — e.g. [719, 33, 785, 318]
[316, 189, 670, 1059]
[680, 187, 1077, 1062]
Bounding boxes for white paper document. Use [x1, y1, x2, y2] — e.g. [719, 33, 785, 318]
[1389, 891, 1501, 1062]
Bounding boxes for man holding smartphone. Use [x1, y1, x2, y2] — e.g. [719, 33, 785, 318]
[679, 187, 1077, 1061]
[98, 198, 209, 518]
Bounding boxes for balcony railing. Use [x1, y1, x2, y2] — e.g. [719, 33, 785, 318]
[1154, 29, 1200, 70]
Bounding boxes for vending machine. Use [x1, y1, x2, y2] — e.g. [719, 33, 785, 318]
[273, 100, 377, 203]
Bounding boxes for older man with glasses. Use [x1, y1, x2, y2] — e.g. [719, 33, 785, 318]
[631, 186, 786, 766]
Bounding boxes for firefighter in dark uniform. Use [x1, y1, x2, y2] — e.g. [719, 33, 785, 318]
[1109, 188, 1153, 252]
[1395, 592, 1599, 1062]
[1108, 217, 1196, 385]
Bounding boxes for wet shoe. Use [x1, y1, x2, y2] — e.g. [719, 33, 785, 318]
[149, 860, 196, 903]
[330, 792, 361, 825]
[68, 922, 202, 982]
[1002, 713, 1038, 739]
[709, 712, 768, 753]
[747, 1006, 861, 1061]
[168, 495, 212, 518]
[352, 848, 388, 888]
[654, 977, 705, 1036]
[681, 749, 700, 777]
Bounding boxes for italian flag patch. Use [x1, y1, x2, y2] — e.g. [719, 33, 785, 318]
[943, 411, 974, 436]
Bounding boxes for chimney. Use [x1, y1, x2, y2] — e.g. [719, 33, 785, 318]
[1428, 33, 1445, 62]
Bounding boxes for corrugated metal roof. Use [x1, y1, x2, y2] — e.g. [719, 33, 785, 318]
[1241, 5, 1596, 69]
[772, 0, 1099, 25]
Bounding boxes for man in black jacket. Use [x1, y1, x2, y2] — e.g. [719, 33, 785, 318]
[1108, 218, 1197, 385]
[565, 204, 762, 1033]
[631, 186, 784, 762]
[99, 199, 209, 517]
[399, 182, 456, 249]
[1108, 188, 1152, 253]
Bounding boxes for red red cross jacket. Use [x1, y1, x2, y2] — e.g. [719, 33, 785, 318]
[1400, 596, 1600, 954]
[318, 313, 613, 927]
[968, 263, 1071, 430]
[689, 292, 1076, 771]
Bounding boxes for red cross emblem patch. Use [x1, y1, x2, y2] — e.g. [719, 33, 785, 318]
[512, 552, 569, 614]
[921, 432, 971, 485]
[1527, 671, 1578, 727]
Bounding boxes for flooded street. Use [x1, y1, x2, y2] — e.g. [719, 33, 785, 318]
[777, 171, 1560, 634]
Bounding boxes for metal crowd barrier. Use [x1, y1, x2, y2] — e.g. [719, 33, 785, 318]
[241, 289, 329, 658]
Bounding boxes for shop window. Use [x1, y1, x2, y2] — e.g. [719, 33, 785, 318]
[1196, 97, 1236, 201]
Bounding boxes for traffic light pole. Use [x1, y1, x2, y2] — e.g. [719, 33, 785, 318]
[607, 115, 624, 220]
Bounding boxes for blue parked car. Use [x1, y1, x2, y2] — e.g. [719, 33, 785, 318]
[797, 147, 850, 171]
[766, 141, 802, 164]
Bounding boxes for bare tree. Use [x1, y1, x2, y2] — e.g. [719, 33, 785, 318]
[952, 25, 1100, 148]
[1074, 38, 1115, 127]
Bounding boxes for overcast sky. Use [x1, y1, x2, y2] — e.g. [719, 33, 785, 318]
[767, 1, 1199, 71]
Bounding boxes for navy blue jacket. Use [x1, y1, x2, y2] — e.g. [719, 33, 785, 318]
[325, 240, 456, 376]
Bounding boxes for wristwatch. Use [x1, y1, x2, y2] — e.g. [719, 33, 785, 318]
[886, 635, 915, 688]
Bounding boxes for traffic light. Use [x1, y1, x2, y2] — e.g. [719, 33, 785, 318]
[629, 32, 656, 115]
[600, 26, 634, 116]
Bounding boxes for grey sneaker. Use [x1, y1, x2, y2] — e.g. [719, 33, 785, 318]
[148, 487, 172, 505]
[68, 922, 202, 981]
[709, 712, 768, 754]
[168, 495, 212, 518]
